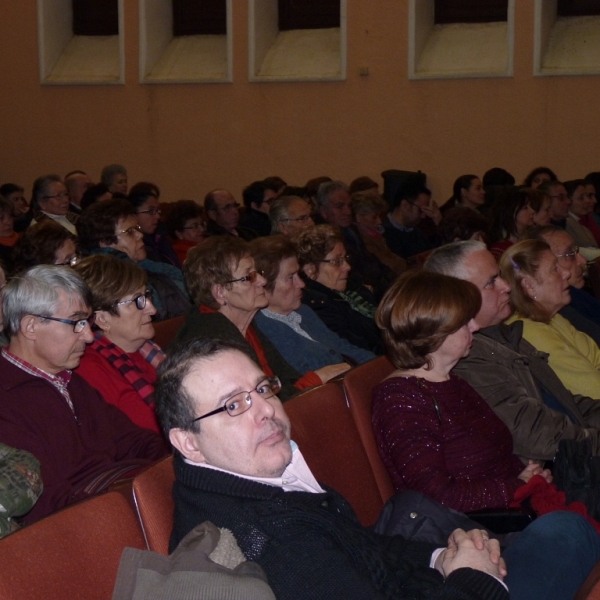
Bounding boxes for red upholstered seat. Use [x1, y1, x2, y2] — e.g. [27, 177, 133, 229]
[132, 455, 175, 555]
[152, 316, 185, 349]
[0, 491, 145, 600]
[285, 381, 385, 526]
[342, 356, 396, 505]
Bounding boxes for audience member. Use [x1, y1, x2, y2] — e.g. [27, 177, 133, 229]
[128, 181, 180, 267]
[80, 183, 112, 212]
[425, 241, 600, 461]
[440, 174, 485, 213]
[13, 220, 78, 274]
[0, 197, 18, 271]
[541, 180, 570, 227]
[269, 195, 313, 236]
[296, 225, 383, 354]
[156, 337, 600, 600]
[303, 175, 331, 212]
[101, 164, 128, 195]
[318, 180, 395, 298]
[0, 442, 43, 538]
[240, 180, 277, 237]
[348, 175, 379, 195]
[528, 187, 552, 227]
[382, 177, 439, 260]
[174, 236, 317, 401]
[488, 188, 535, 259]
[251, 235, 374, 377]
[0, 265, 167, 523]
[564, 178, 600, 248]
[263, 176, 287, 196]
[0, 183, 28, 216]
[373, 270, 548, 512]
[438, 206, 489, 244]
[64, 170, 92, 214]
[524, 167, 557, 190]
[585, 172, 600, 227]
[482, 168, 515, 187]
[75, 255, 165, 433]
[351, 189, 407, 275]
[77, 199, 191, 321]
[501, 239, 600, 398]
[164, 199, 207, 264]
[204, 189, 256, 241]
[30, 174, 78, 234]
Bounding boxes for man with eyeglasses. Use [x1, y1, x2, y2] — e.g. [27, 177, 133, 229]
[239, 180, 278, 237]
[425, 241, 600, 463]
[204, 189, 257, 241]
[269, 195, 314, 236]
[157, 338, 600, 600]
[30, 174, 79, 234]
[0, 265, 167, 524]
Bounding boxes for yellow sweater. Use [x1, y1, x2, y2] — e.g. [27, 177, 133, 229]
[506, 312, 600, 399]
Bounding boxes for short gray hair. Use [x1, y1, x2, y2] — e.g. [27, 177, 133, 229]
[100, 164, 127, 187]
[3, 265, 93, 339]
[269, 195, 304, 233]
[316, 180, 348, 209]
[32, 174, 62, 206]
[423, 240, 487, 280]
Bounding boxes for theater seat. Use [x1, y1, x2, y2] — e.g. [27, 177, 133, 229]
[132, 455, 175, 555]
[0, 492, 145, 600]
[153, 316, 185, 349]
[285, 381, 385, 526]
[342, 356, 396, 505]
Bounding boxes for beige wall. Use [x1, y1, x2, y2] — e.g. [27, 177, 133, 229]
[1, 1, 599, 204]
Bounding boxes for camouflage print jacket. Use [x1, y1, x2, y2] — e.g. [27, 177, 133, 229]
[0, 443, 43, 538]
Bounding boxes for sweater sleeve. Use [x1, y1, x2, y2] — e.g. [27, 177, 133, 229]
[520, 315, 600, 398]
[372, 379, 523, 513]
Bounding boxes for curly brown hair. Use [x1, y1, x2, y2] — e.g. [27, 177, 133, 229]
[294, 224, 344, 278]
[250, 235, 297, 293]
[376, 270, 481, 370]
[76, 199, 136, 253]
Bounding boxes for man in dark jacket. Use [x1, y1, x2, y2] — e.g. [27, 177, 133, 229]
[156, 338, 599, 600]
[0, 265, 168, 523]
[425, 241, 600, 461]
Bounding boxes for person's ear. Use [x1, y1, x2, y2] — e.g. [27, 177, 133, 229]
[94, 310, 112, 334]
[20, 315, 38, 341]
[212, 283, 227, 307]
[169, 428, 206, 463]
[521, 276, 537, 299]
[319, 205, 328, 220]
[303, 263, 317, 280]
[175, 230, 184, 240]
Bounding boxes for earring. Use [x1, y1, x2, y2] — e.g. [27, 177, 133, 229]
[223, 300, 227, 306]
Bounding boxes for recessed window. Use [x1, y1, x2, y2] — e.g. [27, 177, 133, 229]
[278, 0, 340, 30]
[434, 0, 508, 24]
[139, 0, 231, 83]
[72, 0, 119, 36]
[37, 0, 123, 84]
[409, 0, 514, 79]
[172, 0, 226, 36]
[557, 0, 600, 17]
[249, 0, 346, 82]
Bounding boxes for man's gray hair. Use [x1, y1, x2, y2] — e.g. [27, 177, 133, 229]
[3, 265, 93, 339]
[32, 174, 62, 205]
[316, 181, 348, 209]
[100, 164, 127, 187]
[423, 240, 487, 280]
[269, 195, 304, 233]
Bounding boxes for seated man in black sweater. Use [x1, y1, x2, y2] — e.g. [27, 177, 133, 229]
[156, 338, 600, 600]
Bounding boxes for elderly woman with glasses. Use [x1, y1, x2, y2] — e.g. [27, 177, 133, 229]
[296, 224, 383, 354]
[75, 255, 164, 433]
[172, 235, 322, 401]
[251, 235, 375, 379]
[77, 198, 191, 321]
[501, 239, 600, 399]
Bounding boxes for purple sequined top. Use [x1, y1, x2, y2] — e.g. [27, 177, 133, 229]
[372, 374, 525, 512]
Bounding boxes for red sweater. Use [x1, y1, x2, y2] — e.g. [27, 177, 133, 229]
[372, 374, 524, 512]
[77, 346, 160, 433]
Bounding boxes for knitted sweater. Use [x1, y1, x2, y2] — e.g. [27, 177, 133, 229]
[170, 455, 507, 600]
[372, 375, 525, 513]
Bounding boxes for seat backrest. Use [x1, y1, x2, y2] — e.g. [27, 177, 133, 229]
[285, 382, 385, 526]
[132, 455, 175, 555]
[342, 356, 396, 505]
[153, 316, 185, 349]
[0, 491, 145, 600]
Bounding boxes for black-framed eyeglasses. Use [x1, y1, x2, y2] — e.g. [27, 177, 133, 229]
[55, 255, 80, 267]
[116, 224, 142, 237]
[318, 255, 351, 267]
[31, 314, 95, 333]
[42, 192, 70, 200]
[137, 208, 161, 216]
[190, 376, 282, 423]
[224, 270, 263, 285]
[280, 215, 312, 223]
[115, 290, 152, 310]
[556, 246, 580, 261]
